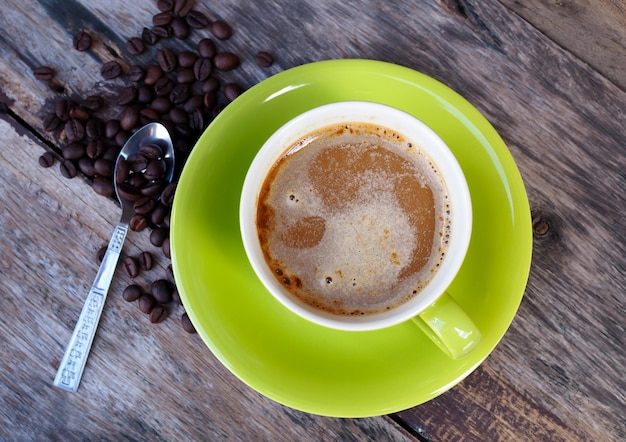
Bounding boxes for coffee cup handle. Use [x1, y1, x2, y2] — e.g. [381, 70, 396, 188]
[410, 292, 481, 359]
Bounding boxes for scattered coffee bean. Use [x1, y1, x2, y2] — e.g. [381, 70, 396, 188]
[123, 284, 143, 302]
[255, 51, 274, 67]
[213, 52, 239, 71]
[151, 96, 173, 113]
[86, 140, 106, 159]
[139, 143, 163, 158]
[153, 11, 173, 27]
[185, 10, 209, 29]
[94, 158, 115, 176]
[157, 47, 177, 72]
[138, 251, 154, 271]
[78, 157, 96, 176]
[181, 312, 196, 333]
[64, 119, 85, 142]
[123, 256, 140, 278]
[126, 37, 145, 55]
[171, 17, 190, 39]
[210, 20, 232, 40]
[129, 214, 148, 231]
[144, 158, 166, 180]
[157, 0, 174, 11]
[138, 293, 156, 314]
[62, 142, 85, 160]
[55, 99, 72, 121]
[134, 195, 156, 215]
[92, 176, 114, 196]
[105, 119, 121, 138]
[144, 64, 164, 85]
[59, 159, 78, 178]
[150, 202, 168, 224]
[154, 76, 175, 96]
[176, 68, 195, 84]
[193, 57, 212, 81]
[127, 65, 146, 82]
[162, 237, 171, 258]
[44, 113, 62, 132]
[151, 279, 173, 304]
[150, 227, 168, 247]
[166, 264, 175, 284]
[117, 86, 138, 106]
[169, 83, 190, 104]
[69, 106, 90, 121]
[101, 61, 123, 79]
[34, 66, 55, 81]
[81, 95, 104, 112]
[39, 151, 56, 168]
[120, 106, 140, 131]
[149, 305, 168, 323]
[142, 27, 159, 45]
[160, 182, 176, 206]
[224, 82, 243, 101]
[151, 25, 172, 39]
[197, 38, 216, 58]
[73, 31, 92, 51]
[174, 0, 194, 17]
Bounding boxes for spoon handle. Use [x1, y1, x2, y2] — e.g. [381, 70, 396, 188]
[53, 222, 129, 392]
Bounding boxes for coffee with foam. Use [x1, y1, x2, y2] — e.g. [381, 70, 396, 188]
[256, 122, 451, 316]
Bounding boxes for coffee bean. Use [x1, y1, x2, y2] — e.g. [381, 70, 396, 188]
[177, 51, 198, 68]
[64, 119, 85, 142]
[175, 124, 194, 138]
[134, 196, 156, 215]
[144, 159, 166, 181]
[169, 107, 188, 125]
[164, 213, 171, 229]
[162, 237, 171, 259]
[136, 86, 154, 104]
[39, 151, 56, 168]
[197, 38, 216, 58]
[55, 99, 73, 121]
[123, 284, 143, 302]
[101, 61, 123, 80]
[172, 289, 181, 305]
[153, 11, 174, 26]
[78, 157, 96, 176]
[94, 158, 114, 176]
[169, 83, 190, 104]
[255, 51, 274, 67]
[139, 107, 159, 122]
[130, 214, 148, 231]
[105, 119, 121, 139]
[151, 25, 172, 39]
[210, 20, 232, 40]
[149, 305, 168, 323]
[171, 17, 190, 39]
[120, 107, 140, 131]
[190, 108, 205, 131]
[69, 106, 90, 121]
[73, 31, 92, 51]
[81, 95, 103, 111]
[141, 27, 159, 46]
[138, 293, 156, 314]
[34, 66, 55, 81]
[150, 203, 168, 224]
[86, 118, 105, 139]
[213, 52, 239, 71]
[128, 153, 149, 172]
[126, 37, 145, 55]
[201, 77, 220, 94]
[115, 130, 131, 147]
[151, 96, 173, 114]
[123, 256, 140, 278]
[144, 65, 164, 85]
[154, 77, 175, 96]
[157, 47, 177, 72]
[176, 68, 195, 84]
[193, 57, 212, 81]
[150, 227, 169, 247]
[86, 140, 106, 159]
[138, 251, 154, 271]
[128, 172, 147, 188]
[92, 176, 114, 196]
[151, 279, 173, 304]
[224, 82, 243, 101]
[160, 182, 177, 206]
[127, 65, 146, 82]
[166, 264, 175, 284]
[157, 0, 174, 12]
[186, 10, 209, 29]
[183, 94, 204, 113]
[96, 245, 107, 264]
[181, 312, 196, 333]
[117, 87, 138, 106]
[102, 146, 119, 162]
[44, 113, 62, 132]
[139, 143, 163, 159]
[62, 142, 85, 161]
[60, 159, 78, 178]
[174, 0, 194, 17]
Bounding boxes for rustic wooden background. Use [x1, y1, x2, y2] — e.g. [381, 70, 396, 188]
[0, 0, 624, 440]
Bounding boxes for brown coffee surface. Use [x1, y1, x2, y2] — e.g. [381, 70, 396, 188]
[257, 122, 450, 316]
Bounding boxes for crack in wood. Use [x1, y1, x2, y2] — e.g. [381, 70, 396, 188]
[441, 0, 503, 50]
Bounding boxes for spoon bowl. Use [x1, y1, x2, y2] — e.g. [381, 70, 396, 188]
[54, 122, 174, 393]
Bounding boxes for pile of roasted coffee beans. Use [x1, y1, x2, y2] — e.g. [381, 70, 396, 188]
[36, 0, 275, 333]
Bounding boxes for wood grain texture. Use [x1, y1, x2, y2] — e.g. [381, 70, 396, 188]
[498, 0, 626, 91]
[0, 0, 624, 440]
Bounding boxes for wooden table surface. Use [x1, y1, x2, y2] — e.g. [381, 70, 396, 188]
[1, 0, 624, 440]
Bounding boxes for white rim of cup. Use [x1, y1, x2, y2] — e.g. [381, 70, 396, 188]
[240, 101, 472, 331]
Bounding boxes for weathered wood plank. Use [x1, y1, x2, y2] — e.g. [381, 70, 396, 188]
[498, 0, 626, 91]
[0, 0, 624, 440]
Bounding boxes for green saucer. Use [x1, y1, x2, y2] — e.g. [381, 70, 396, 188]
[171, 60, 532, 417]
